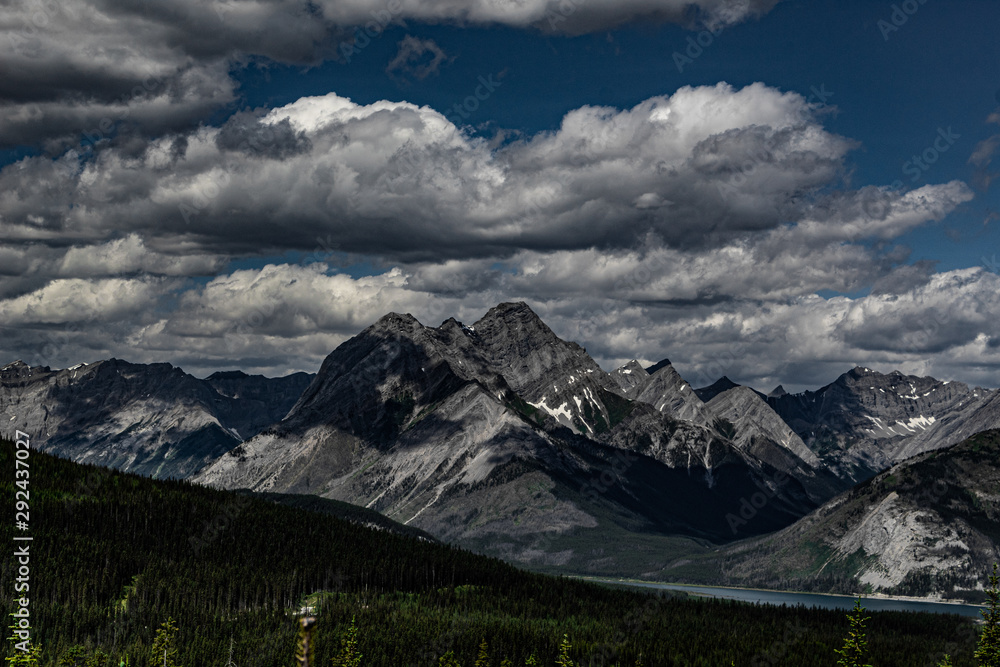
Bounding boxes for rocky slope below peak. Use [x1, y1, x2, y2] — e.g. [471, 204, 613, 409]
[694, 376, 741, 403]
[673, 430, 1000, 602]
[630, 361, 715, 426]
[0, 359, 312, 478]
[767, 367, 998, 485]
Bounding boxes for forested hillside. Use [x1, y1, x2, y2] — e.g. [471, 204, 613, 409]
[0, 441, 982, 666]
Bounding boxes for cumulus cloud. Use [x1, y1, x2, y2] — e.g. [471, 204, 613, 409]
[6, 82, 951, 265]
[0, 0, 780, 149]
[0, 79, 991, 389]
[1, 252, 998, 392]
[325, 0, 781, 34]
[0, 276, 172, 325]
[57, 235, 226, 278]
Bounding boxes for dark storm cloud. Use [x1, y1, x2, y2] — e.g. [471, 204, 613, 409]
[215, 111, 312, 159]
[0, 0, 782, 150]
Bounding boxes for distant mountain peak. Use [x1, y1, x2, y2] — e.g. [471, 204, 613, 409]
[645, 358, 673, 375]
[207, 370, 250, 380]
[694, 376, 739, 403]
[610, 360, 650, 397]
[371, 311, 422, 333]
[476, 301, 550, 333]
[618, 360, 647, 375]
[767, 385, 788, 398]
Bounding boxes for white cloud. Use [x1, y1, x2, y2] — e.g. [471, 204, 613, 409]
[0, 0, 782, 148]
[2, 83, 901, 263]
[0, 276, 171, 325]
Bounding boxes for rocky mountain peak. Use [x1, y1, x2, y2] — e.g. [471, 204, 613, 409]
[207, 370, 250, 381]
[611, 360, 650, 398]
[767, 385, 788, 398]
[370, 311, 423, 335]
[1, 360, 54, 385]
[694, 376, 740, 403]
[645, 358, 673, 375]
[473, 301, 557, 344]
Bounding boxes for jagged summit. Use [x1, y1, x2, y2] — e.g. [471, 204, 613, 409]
[369, 311, 423, 334]
[0, 358, 313, 478]
[767, 385, 788, 398]
[645, 358, 673, 375]
[694, 376, 739, 403]
[610, 360, 649, 397]
[207, 370, 250, 380]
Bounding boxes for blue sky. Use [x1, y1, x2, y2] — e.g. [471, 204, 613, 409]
[1, 0, 999, 392]
[229, 0, 1000, 272]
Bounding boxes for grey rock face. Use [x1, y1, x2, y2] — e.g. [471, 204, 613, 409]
[0, 358, 312, 478]
[195, 302, 821, 562]
[687, 430, 1000, 602]
[768, 367, 999, 484]
[613, 359, 716, 426]
[472, 302, 627, 435]
[693, 376, 740, 403]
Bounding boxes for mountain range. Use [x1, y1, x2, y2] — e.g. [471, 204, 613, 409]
[5, 301, 1000, 597]
[0, 359, 312, 477]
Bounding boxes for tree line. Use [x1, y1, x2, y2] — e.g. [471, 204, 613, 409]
[0, 442, 991, 666]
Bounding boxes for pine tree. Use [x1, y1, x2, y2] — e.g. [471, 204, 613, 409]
[332, 617, 362, 667]
[6, 610, 41, 667]
[149, 618, 181, 667]
[5, 637, 41, 667]
[86, 649, 109, 667]
[437, 651, 461, 667]
[555, 635, 573, 667]
[499, 659, 513, 667]
[524, 655, 537, 667]
[976, 563, 1000, 667]
[474, 639, 489, 667]
[834, 598, 873, 667]
[293, 617, 316, 667]
[59, 646, 88, 667]
[937, 656, 953, 667]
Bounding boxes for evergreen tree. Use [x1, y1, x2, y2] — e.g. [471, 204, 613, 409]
[87, 649, 109, 667]
[524, 655, 537, 667]
[438, 651, 461, 667]
[499, 659, 513, 667]
[4, 637, 41, 667]
[474, 639, 489, 667]
[835, 598, 873, 667]
[149, 618, 181, 667]
[976, 563, 1000, 667]
[58, 646, 88, 667]
[294, 617, 316, 667]
[332, 617, 361, 667]
[937, 656, 953, 667]
[555, 635, 573, 667]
